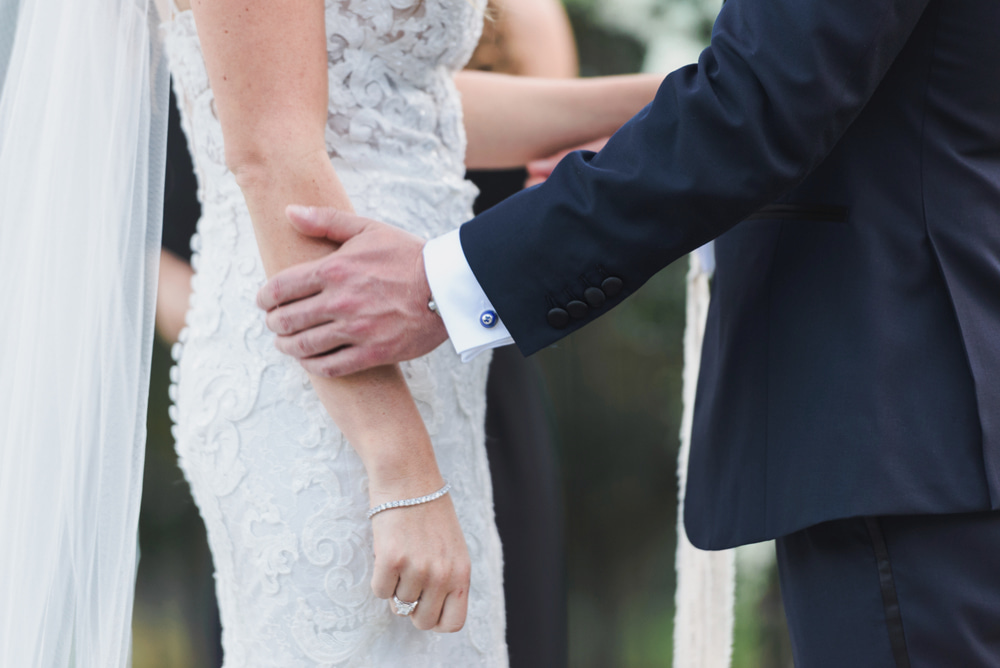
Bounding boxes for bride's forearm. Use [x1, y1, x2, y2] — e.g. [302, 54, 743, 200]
[192, 0, 443, 504]
[231, 150, 351, 275]
[237, 156, 443, 503]
[458, 70, 663, 169]
[309, 365, 445, 503]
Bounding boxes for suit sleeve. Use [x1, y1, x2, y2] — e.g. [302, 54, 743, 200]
[460, 0, 933, 356]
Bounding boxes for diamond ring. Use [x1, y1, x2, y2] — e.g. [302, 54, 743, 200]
[392, 594, 419, 616]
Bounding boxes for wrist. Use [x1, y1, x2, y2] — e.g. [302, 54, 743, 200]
[352, 425, 444, 505]
[366, 478, 451, 520]
[367, 469, 447, 508]
[416, 245, 449, 342]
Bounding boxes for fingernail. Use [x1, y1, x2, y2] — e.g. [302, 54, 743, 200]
[287, 204, 314, 221]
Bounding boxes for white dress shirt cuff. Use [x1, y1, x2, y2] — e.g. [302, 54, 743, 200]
[423, 228, 514, 362]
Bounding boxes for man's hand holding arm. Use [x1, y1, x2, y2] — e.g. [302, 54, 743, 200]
[259, 0, 936, 374]
[258, 205, 510, 377]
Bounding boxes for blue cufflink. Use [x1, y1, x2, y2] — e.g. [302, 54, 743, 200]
[479, 310, 498, 329]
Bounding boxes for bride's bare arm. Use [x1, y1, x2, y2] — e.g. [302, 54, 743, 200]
[189, 0, 470, 632]
[458, 70, 663, 169]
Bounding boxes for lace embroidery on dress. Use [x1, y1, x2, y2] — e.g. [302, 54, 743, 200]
[162, 1, 507, 665]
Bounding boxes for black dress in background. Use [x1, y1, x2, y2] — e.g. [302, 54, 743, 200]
[470, 169, 567, 668]
[161, 90, 201, 264]
[161, 87, 566, 667]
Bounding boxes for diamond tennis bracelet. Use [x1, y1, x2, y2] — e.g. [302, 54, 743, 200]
[366, 481, 452, 520]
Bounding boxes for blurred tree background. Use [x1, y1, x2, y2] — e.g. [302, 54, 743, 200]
[135, 1, 792, 666]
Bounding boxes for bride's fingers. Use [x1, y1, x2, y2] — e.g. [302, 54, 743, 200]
[274, 322, 351, 359]
[410, 581, 446, 631]
[434, 588, 469, 634]
[370, 557, 399, 601]
[393, 571, 425, 618]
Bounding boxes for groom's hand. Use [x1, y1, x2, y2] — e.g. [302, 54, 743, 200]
[257, 205, 448, 377]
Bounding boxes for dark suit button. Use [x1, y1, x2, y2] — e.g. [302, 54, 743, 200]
[567, 300, 589, 319]
[547, 308, 570, 329]
[602, 276, 623, 297]
[584, 287, 606, 308]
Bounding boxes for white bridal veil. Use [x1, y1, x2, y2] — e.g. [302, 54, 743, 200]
[0, 0, 168, 663]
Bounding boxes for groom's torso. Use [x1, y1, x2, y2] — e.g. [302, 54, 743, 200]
[686, 0, 1000, 549]
[459, 0, 1000, 550]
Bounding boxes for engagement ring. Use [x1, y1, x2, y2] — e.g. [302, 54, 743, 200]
[392, 594, 419, 617]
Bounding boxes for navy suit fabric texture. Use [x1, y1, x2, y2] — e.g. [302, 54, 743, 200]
[459, 0, 1000, 549]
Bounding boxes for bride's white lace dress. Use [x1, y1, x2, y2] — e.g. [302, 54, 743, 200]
[162, 1, 507, 665]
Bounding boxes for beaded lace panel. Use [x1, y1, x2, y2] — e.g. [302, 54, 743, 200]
[162, 1, 507, 665]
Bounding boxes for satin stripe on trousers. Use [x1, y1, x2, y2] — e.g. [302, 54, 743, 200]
[776, 511, 1000, 667]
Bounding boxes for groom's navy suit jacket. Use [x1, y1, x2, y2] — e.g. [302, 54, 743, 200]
[460, 0, 1000, 549]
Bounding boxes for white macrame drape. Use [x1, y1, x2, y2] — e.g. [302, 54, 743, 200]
[0, 0, 168, 664]
[673, 249, 736, 668]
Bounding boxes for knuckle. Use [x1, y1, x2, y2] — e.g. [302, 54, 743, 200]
[292, 336, 306, 357]
[315, 296, 335, 322]
[342, 316, 364, 338]
[268, 277, 283, 303]
[299, 357, 321, 376]
[358, 345, 383, 370]
[322, 356, 346, 378]
[318, 260, 342, 284]
[412, 616, 434, 632]
[332, 294, 356, 318]
[320, 207, 340, 226]
[413, 562, 431, 582]
[439, 619, 465, 634]
[294, 335, 312, 357]
[388, 554, 407, 573]
[368, 342, 388, 363]
[370, 580, 389, 599]
[427, 568, 448, 588]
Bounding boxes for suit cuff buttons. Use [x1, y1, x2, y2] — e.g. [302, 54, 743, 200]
[547, 276, 624, 329]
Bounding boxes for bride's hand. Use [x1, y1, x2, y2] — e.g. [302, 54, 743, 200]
[305, 367, 468, 632]
[369, 487, 471, 633]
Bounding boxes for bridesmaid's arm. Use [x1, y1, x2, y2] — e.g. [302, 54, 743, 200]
[155, 248, 194, 345]
[189, 0, 470, 633]
[492, 0, 578, 78]
[458, 70, 662, 169]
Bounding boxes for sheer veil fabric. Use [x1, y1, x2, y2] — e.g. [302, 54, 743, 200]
[0, 0, 168, 664]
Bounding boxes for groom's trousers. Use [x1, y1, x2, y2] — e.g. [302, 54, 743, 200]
[776, 511, 1000, 668]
